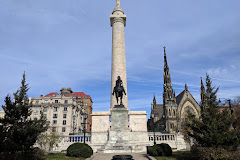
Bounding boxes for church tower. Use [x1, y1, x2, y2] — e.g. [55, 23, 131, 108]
[151, 95, 159, 122]
[163, 47, 178, 133]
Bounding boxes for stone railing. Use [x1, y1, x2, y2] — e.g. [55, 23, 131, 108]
[50, 132, 188, 152]
[148, 132, 176, 142]
[63, 133, 91, 144]
[52, 133, 91, 152]
[147, 132, 188, 151]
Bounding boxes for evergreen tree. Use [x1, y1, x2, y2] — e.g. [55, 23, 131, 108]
[0, 72, 48, 159]
[231, 96, 240, 131]
[186, 73, 240, 150]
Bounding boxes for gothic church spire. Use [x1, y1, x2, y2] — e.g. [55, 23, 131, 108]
[153, 94, 156, 106]
[163, 46, 174, 100]
[162, 46, 178, 133]
[163, 46, 171, 84]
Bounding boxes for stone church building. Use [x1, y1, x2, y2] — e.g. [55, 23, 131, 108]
[148, 48, 201, 133]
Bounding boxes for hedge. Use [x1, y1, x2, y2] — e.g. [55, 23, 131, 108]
[148, 143, 172, 157]
[66, 143, 93, 158]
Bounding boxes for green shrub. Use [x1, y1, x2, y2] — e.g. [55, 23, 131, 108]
[33, 147, 46, 160]
[158, 143, 172, 156]
[191, 145, 231, 160]
[67, 143, 93, 158]
[148, 146, 158, 156]
[229, 150, 240, 160]
[0, 150, 43, 160]
[148, 145, 163, 156]
[146, 146, 153, 155]
[153, 144, 163, 156]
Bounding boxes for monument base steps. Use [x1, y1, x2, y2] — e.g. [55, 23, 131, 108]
[96, 130, 148, 153]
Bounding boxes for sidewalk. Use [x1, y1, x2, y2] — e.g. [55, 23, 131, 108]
[88, 152, 156, 160]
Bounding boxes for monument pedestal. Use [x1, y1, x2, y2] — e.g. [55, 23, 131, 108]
[91, 110, 149, 153]
[111, 105, 128, 131]
[101, 105, 133, 153]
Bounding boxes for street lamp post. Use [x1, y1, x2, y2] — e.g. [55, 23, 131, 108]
[152, 113, 156, 145]
[83, 113, 88, 144]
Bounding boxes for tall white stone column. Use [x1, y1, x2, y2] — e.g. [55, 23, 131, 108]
[110, 1, 128, 109]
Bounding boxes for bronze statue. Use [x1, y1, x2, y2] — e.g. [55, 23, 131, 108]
[116, 0, 120, 8]
[112, 76, 126, 105]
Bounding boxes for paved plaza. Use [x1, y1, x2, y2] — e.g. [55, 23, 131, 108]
[89, 152, 156, 160]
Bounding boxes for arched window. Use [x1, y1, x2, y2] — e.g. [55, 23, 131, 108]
[173, 110, 176, 116]
[169, 109, 171, 116]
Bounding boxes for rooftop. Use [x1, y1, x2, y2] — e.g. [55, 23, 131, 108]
[44, 92, 91, 99]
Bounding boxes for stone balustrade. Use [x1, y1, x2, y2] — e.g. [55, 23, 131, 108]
[64, 134, 91, 144]
[47, 132, 188, 152]
[148, 132, 176, 142]
[50, 134, 92, 151]
[147, 132, 189, 151]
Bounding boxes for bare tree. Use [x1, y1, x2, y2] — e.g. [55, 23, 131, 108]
[37, 131, 62, 152]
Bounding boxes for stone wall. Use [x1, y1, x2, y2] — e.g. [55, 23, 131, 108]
[43, 132, 189, 152]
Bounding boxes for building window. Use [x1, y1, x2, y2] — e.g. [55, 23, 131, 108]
[64, 100, 68, 104]
[62, 127, 66, 132]
[54, 107, 58, 112]
[173, 110, 176, 116]
[63, 120, 66, 125]
[53, 114, 58, 118]
[64, 107, 67, 111]
[52, 127, 56, 132]
[53, 120, 57, 124]
[33, 107, 38, 112]
[34, 114, 38, 120]
[55, 100, 58, 103]
[63, 114, 67, 118]
[43, 114, 47, 119]
[169, 109, 171, 116]
[44, 100, 48, 104]
[36, 100, 39, 104]
[43, 107, 48, 112]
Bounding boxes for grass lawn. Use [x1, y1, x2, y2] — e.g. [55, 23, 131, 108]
[44, 153, 85, 160]
[154, 151, 197, 160]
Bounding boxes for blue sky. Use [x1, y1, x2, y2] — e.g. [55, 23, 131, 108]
[0, 0, 240, 119]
